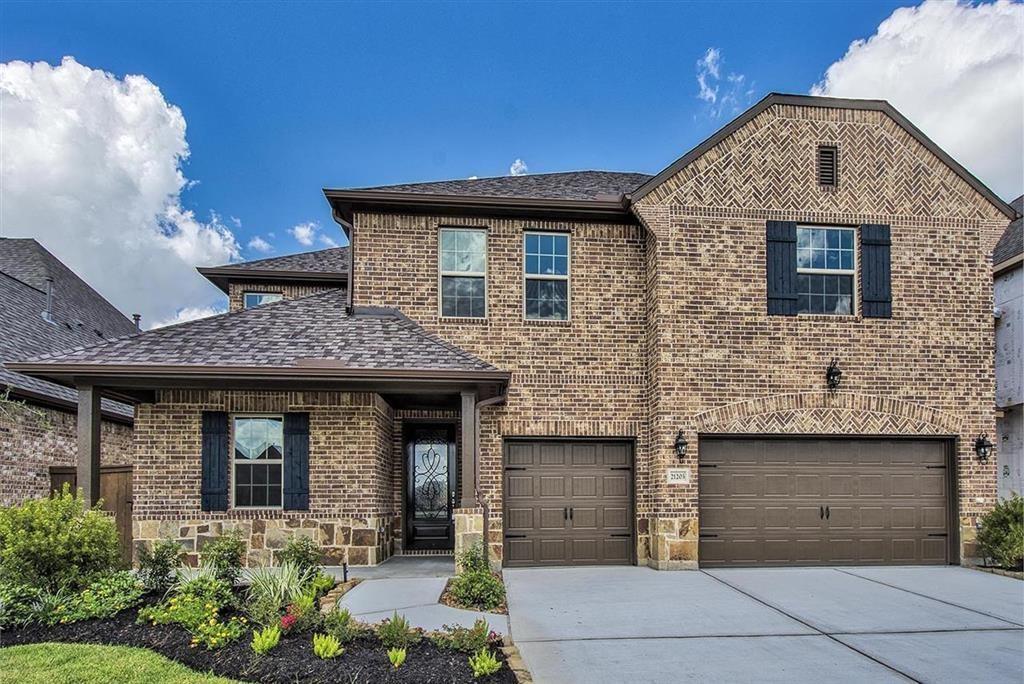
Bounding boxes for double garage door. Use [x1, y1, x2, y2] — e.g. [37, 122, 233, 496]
[699, 438, 952, 567]
[503, 440, 634, 567]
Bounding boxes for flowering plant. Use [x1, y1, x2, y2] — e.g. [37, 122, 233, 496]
[280, 613, 297, 632]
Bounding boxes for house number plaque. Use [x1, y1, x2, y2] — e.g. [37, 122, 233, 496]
[666, 467, 691, 485]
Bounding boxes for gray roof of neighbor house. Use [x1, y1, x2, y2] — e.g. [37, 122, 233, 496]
[14, 288, 501, 376]
[0, 238, 137, 420]
[355, 171, 653, 201]
[198, 246, 349, 293]
[993, 195, 1023, 268]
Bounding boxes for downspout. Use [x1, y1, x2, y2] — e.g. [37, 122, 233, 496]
[331, 207, 355, 314]
[474, 391, 507, 569]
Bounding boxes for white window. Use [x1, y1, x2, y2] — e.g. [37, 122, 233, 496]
[243, 292, 283, 309]
[796, 226, 856, 315]
[232, 416, 283, 508]
[439, 228, 487, 318]
[524, 232, 570, 320]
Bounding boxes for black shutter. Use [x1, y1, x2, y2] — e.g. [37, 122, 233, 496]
[861, 224, 892, 318]
[283, 412, 310, 510]
[201, 411, 229, 511]
[766, 221, 798, 316]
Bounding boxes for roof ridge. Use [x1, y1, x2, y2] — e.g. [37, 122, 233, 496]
[209, 245, 349, 271]
[352, 169, 653, 190]
[387, 311, 498, 371]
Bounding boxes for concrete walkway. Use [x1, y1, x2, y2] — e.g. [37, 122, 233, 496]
[504, 565, 1023, 683]
[336, 556, 509, 636]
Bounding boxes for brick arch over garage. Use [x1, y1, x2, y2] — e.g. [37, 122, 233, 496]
[691, 392, 962, 436]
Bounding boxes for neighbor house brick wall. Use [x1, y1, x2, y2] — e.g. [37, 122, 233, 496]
[227, 281, 339, 312]
[353, 215, 649, 565]
[131, 389, 395, 566]
[0, 400, 132, 506]
[633, 102, 1009, 566]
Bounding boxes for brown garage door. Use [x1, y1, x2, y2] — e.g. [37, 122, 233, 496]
[699, 438, 951, 567]
[503, 440, 633, 567]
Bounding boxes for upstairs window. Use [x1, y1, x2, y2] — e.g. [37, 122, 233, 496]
[797, 226, 855, 315]
[817, 145, 838, 187]
[439, 228, 487, 318]
[232, 416, 283, 508]
[243, 292, 283, 308]
[524, 232, 570, 320]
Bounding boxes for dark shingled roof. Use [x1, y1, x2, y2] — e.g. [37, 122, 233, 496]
[994, 195, 1023, 267]
[218, 246, 349, 274]
[22, 289, 499, 374]
[354, 170, 653, 201]
[0, 239, 137, 419]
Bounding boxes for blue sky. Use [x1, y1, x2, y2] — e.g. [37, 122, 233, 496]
[1, 1, 1020, 324]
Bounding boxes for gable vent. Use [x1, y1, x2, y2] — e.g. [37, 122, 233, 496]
[817, 145, 838, 187]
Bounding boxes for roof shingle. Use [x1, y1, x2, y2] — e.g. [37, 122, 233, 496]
[215, 246, 349, 274]
[353, 170, 652, 201]
[994, 195, 1022, 267]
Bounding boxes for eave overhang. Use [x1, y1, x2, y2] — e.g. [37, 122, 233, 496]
[323, 188, 638, 225]
[197, 267, 349, 294]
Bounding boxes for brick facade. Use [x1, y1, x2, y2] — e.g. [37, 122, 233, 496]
[0, 399, 132, 507]
[227, 281, 337, 313]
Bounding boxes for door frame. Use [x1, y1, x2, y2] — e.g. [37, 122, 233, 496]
[501, 436, 637, 568]
[402, 420, 458, 551]
[696, 434, 960, 566]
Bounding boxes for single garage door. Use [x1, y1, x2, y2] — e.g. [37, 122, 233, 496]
[699, 438, 951, 567]
[503, 440, 634, 567]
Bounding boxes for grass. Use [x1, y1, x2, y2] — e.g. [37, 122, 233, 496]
[0, 643, 238, 683]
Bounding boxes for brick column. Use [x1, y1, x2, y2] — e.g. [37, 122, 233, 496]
[76, 384, 102, 507]
[459, 390, 477, 508]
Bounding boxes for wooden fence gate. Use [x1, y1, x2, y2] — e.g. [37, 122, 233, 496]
[50, 465, 133, 565]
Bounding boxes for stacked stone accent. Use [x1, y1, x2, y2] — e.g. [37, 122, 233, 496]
[0, 400, 132, 506]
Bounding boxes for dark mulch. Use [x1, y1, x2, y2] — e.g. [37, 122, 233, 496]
[0, 594, 516, 684]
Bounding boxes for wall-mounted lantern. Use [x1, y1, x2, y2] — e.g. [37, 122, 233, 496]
[674, 430, 688, 460]
[974, 434, 993, 462]
[826, 358, 843, 392]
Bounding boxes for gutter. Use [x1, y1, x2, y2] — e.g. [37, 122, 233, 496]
[331, 208, 356, 314]
[474, 391, 507, 569]
[994, 252, 1023, 276]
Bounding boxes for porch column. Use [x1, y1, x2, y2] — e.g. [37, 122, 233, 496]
[77, 384, 102, 507]
[460, 390, 477, 508]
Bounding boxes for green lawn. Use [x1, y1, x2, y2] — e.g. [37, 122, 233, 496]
[0, 643, 238, 683]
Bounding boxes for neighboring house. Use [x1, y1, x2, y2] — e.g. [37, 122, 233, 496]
[0, 239, 138, 556]
[10, 94, 1016, 570]
[994, 196, 1023, 500]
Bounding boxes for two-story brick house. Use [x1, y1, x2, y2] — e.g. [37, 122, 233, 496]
[10, 94, 1015, 570]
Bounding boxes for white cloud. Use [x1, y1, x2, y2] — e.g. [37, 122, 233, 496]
[695, 48, 755, 118]
[509, 159, 528, 176]
[467, 175, 479, 180]
[0, 57, 238, 323]
[811, 0, 1024, 199]
[247, 236, 273, 253]
[318, 234, 339, 248]
[151, 305, 224, 329]
[288, 221, 318, 246]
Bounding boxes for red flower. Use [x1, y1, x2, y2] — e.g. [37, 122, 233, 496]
[280, 614, 297, 631]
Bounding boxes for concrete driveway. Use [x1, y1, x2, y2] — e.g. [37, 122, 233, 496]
[503, 566, 1023, 683]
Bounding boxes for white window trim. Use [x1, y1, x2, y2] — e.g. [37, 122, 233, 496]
[243, 292, 283, 309]
[796, 224, 857, 316]
[437, 227, 488, 319]
[523, 230, 572, 322]
[230, 414, 284, 510]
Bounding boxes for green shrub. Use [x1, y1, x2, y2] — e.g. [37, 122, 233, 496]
[285, 589, 322, 633]
[468, 648, 502, 678]
[377, 611, 422, 649]
[430, 618, 492, 653]
[977, 494, 1024, 569]
[323, 606, 369, 644]
[48, 571, 145, 625]
[387, 647, 406, 669]
[312, 632, 343, 659]
[457, 542, 489, 574]
[278, 536, 322, 576]
[0, 581, 41, 628]
[250, 625, 281, 655]
[137, 540, 185, 594]
[0, 485, 119, 590]
[137, 587, 245, 650]
[309, 571, 336, 598]
[173, 567, 234, 610]
[245, 562, 312, 627]
[200, 532, 246, 586]
[448, 570, 505, 611]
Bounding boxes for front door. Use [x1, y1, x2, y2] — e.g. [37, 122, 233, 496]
[405, 424, 456, 550]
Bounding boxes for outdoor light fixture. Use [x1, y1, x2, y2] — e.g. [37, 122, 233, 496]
[826, 358, 843, 392]
[974, 434, 993, 462]
[674, 430, 688, 459]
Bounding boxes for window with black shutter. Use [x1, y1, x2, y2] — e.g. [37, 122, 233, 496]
[817, 146, 838, 187]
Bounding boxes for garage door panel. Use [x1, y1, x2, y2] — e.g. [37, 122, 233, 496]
[699, 438, 950, 567]
[504, 440, 634, 567]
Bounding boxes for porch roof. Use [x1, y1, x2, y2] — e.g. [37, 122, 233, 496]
[6, 289, 509, 402]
